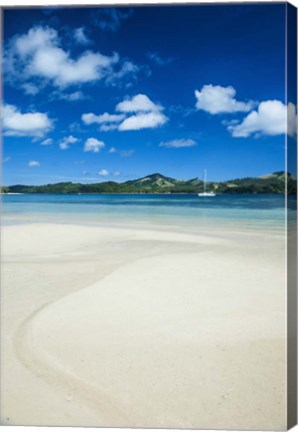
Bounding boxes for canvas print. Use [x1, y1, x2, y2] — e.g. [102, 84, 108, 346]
[1, 2, 297, 430]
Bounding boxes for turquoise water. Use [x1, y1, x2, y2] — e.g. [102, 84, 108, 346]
[2, 193, 293, 233]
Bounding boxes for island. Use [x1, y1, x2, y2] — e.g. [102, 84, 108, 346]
[1, 171, 296, 195]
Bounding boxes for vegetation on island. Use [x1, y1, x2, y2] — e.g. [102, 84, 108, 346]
[1, 171, 296, 195]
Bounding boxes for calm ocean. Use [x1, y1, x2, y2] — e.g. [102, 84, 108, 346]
[2, 193, 294, 233]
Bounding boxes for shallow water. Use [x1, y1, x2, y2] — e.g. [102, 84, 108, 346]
[2, 193, 293, 234]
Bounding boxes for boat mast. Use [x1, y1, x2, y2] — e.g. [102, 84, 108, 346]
[203, 169, 207, 193]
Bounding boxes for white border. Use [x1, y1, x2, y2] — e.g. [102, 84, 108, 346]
[0, 0, 297, 7]
[1, 1, 297, 432]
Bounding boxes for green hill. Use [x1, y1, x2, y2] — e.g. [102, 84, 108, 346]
[1, 171, 296, 195]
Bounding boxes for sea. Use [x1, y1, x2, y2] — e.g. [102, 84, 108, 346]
[2, 193, 295, 234]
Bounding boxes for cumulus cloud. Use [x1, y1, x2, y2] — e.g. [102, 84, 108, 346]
[3, 156, 11, 163]
[159, 138, 197, 148]
[84, 137, 105, 153]
[195, 84, 254, 114]
[116, 94, 162, 113]
[5, 26, 138, 90]
[82, 94, 168, 132]
[31, 49, 116, 88]
[109, 146, 117, 153]
[116, 94, 167, 130]
[73, 27, 90, 45]
[98, 169, 109, 176]
[28, 160, 40, 167]
[93, 8, 133, 32]
[82, 112, 125, 125]
[228, 100, 297, 138]
[119, 112, 167, 131]
[40, 137, 53, 145]
[59, 135, 78, 150]
[2, 103, 52, 137]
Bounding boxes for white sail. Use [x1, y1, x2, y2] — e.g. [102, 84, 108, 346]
[198, 169, 216, 197]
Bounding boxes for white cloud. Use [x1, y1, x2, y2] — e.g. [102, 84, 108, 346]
[99, 123, 120, 132]
[108, 146, 117, 153]
[117, 94, 167, 130]
[5, 26, 138, 90]
[82, 94, 168, 132]
[195, 84, 254, 114]
[82, 112, 125, 125]
[28, 160, 40, 167]
[228, 100, 296, 138]
[84, 137, 105, 153]
[15, 26, 57, 56]
[119, 112, 167, 131]
[98, 169, 109, 176]
[116, 94, 162, 113]
[159, 138, 197, 148]
[3, 156, 11, 163]
[59, 135, 78, 150]
[40, 137, 53, 145]
[73, 27, 90, 45]
[30, 48, 117, 87]
[2, 104, 52, 137]
[113, 171, 121, 176]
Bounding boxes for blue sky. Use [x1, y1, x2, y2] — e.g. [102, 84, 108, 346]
[2, 3, 295, 185]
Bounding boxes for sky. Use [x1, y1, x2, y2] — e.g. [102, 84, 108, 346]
[2, 3, 296, 185]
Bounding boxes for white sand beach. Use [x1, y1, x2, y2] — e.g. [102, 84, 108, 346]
[1, 222, 286, 429]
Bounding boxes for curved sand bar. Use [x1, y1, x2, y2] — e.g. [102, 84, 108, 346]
[1, 223, 286, 429]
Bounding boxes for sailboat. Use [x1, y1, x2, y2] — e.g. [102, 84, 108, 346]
[198, 169, 216, 197]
